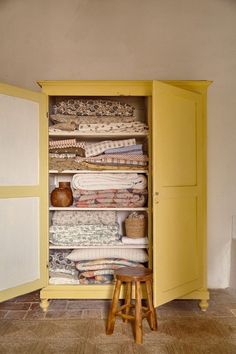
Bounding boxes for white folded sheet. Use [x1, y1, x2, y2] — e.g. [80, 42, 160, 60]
[72, 173, 147, 190]
[122, 237, 148, 245]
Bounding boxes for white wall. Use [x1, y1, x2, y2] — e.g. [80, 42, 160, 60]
[0, 0, 236, 288]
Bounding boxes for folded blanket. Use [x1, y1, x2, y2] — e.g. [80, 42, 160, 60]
[67, 248, 149, 263]
[52, 210, 117, 226]
[72, 173, 147, 190]
[49, 277, 80, 285]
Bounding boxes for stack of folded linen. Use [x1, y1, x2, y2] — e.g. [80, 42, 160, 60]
[50, 210, 121, 246]
[72, 173, 148, 208]
[49, 138, 148, 171]
[66, 248, 149, 284]
[49, 98, 148, 134]
[49, 250, 79, 285]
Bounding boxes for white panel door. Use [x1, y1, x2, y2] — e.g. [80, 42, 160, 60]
[0, 82, 47, 302]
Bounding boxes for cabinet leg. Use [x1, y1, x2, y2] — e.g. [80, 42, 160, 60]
[199, 299, 208, 312]
[40, 298, 49, 312]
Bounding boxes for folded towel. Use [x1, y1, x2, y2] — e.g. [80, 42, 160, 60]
[122, 237, 149, 245]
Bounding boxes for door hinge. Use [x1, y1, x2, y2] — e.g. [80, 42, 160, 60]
[46, 112, 49, 118]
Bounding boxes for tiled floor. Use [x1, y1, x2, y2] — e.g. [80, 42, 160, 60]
[0, 289, 236, 353]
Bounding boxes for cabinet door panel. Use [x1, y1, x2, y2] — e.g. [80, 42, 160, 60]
[152, 81, 203, 306]
[0, 83, 47, 302]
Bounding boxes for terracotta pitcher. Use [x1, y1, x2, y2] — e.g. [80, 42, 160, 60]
[51, 182, 73, 207]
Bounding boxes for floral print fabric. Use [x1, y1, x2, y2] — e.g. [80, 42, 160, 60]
[52, 98, 135, 117]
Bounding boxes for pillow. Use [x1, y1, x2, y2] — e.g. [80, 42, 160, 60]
[67, 248, 148, 263]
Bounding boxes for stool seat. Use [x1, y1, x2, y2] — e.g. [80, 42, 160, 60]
[115, 266, 153, 282]
[106, 266, 158, 344]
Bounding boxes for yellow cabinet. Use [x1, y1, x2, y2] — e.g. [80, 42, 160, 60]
[0, 80, 211, 311]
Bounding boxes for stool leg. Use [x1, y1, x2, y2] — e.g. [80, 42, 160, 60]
[123, 281, 132, 323]
[135, 281, 143, 344]
[145, 279, 158, 331]
[106, 279, 122, 335]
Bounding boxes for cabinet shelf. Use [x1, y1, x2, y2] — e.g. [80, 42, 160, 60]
[49, 244, 149, 249]
[49, 169, 149, 174]
[49, 207, 149, 211]
[49, 131, 149, 138]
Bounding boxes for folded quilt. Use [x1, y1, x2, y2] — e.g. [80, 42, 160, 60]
[75, 194, 146, 208]
[78, 121, 148, 134]
[49, 139, 86, 150]
[49, 250, 77, 275]
[50, 115, 137, 127]
[75, 258, 145, 271]
[72, 173, 147, 190]
[49, 158, 88, 172]
[49, 224, 121, 246]
[52, 210, 117, 226]
[67, 248, 149, 263]
[84, 138, 136, 158]
[79, 274, 113, 284]
[49, 121, 77, 131]
[104, 144, 143, 155]
[52, 99, 135, 117]
[86, 154, 148, 167]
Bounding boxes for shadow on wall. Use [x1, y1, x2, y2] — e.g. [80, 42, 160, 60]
[230, 239, 236, 291]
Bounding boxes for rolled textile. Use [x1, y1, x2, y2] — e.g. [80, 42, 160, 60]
[72, 173, 147, 190]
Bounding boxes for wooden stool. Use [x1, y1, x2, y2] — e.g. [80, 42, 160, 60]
[106, 266, 157, 344]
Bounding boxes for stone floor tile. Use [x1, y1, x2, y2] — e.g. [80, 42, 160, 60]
[44, 309, 83, 320]
[12, 290, 40, 302]
[29, 303, 42, 310]
[0, 311, 8, 319]
[48, 299, 68, 310]
[67, 299, 111, 310]
[0, 302, 31, 311]
[4, 311, 28, 320]
[24, 310, 46, 320]
[81, 309, 103, 319]
[231, 309, 236, 317]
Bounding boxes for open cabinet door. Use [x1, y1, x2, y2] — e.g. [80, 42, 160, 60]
[0, 82, 48, 302]
[152, 81, 204, 307]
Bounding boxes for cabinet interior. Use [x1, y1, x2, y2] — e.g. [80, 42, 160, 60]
[48, 94, 152, 286]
